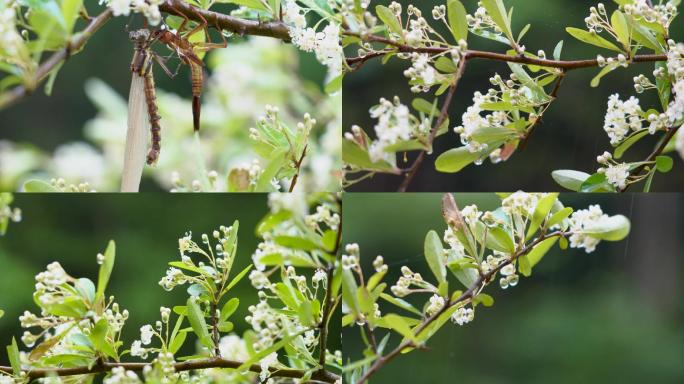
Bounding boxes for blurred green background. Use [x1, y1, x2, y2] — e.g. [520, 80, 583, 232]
[342, 193, 684, 383]
[345, 0, 684, 191]
[0, 193, 341, 364]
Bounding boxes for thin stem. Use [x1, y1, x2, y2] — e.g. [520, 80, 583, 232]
[398, 61, 466, 192]
[357, 231, 565, 384]
[519, 72, 566, 151]
[289, 145, 308, 192]
[211, 300, 221, 357]
[0, 358, 340, 382]
[622, 125, 681, 192]
[318, 198, 343, 367]
[345, 32, 667, 71]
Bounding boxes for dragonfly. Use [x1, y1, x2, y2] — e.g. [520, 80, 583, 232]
[151, 3, 228, 132]
[129, 28, 176, 165]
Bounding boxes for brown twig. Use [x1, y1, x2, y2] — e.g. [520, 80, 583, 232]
[159, 0, 289, 40]
[344, 32, 666, 70]
[519, 71, 566, 151]
[288, 145, 308, 193]
[0, 357, 339, 382]
[398, 60, 466, 192]
[622, 125, 681, 192]
[356, 230, 565, 384]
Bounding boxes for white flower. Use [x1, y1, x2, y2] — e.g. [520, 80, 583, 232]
[108, 0, 131, 17]
[603, 94, 643, 144]
[603, 162, 630, 190]
[425, 294, 445, 316]
[568, 205, 610, 253]
[218, 335, 249, 361]
[140, 325, 154, 345]
[130, 340, 146, 358]
[451, 306, 474, 325]
[502, 191, 539, 217]
[259, 352, 278, 381]
[103, 366, 141, 384]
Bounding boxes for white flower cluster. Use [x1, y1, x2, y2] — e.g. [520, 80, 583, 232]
[341, 243, 360, 270]
[596, 151, 631, 190]
[603, 94, 645, 144]
[101, 0, 162, 25]
[498, 263, 519, 289]
[568, 205, 611, 253]
[305, 205, 341, 231]
[666, 42, 684, 125]
[403, 53, 439, 93]
[130, 307, 171, 359]
[0, 2, 24, 58]
[451, 306, 474, 326]
[360, 97, 419, 163]
[160, 225, 237, 291]
[390, 265, 436, 298]
[103, 367, 141, 384]
[467, 5, 501, 35]
[283, 0, 342, 76]
[426, 294, 445, 316]
[623, 0, 677, 27]
[584, 3, 611, 34]
[501, 191, 539, 217]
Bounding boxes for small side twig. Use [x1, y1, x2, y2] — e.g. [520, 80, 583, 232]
[289, 145, 308, 193]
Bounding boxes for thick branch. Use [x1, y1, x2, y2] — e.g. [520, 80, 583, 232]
[357, 230, 565, 384]
[160, 0, 290, 40]
[0, 357, 339, 382]
[0, 9, 113, 110]
[398, 60, 466, 192]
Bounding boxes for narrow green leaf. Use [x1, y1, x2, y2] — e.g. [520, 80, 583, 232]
[7, 337, 21, 374]
[481, 0, 514, 43]
[424, 230, 446, 284]
[566, 27, 622, 52]
[376, 5, 402, 35]
[486, 227, 515, 253]
[96, 240, 116, 303]
[23, 179, 59, 192]
[447, 0, 468, 42]
[611, 11, 631, 51]
[383, 314, 417, 342]
[435, 147, 480, 173]
[527, 237, 558, 268]
[551, 170, 591, 191]
[583, 215, 631, 241]
[186, 298, 212, 349]
[614, 130, 649, 159]
[219, 298, 239, 323]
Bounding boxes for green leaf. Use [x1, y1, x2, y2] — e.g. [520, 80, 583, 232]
[546, 207, 573, 229]
[222, 264, 252, 295]
[383, 314, 417, 342]
[169, 330, 187, 354]
[435, 147, 481, 173]
[526, 237, 558, 269]
[583, 215, 631, 241]
[342, 269, 360, 317]
[580, 173, 616, 192]
[480, 0, 514, 43]
[376, 5, 402, 36]
[186, 298, 213, 349]
[526, 193, 558, 239]
[566, 27, 622, 52]
[485, 227, 515, 253]
[379, 293, 422, 316]
[74, 278, 95, 304]
[447, 0, 468, 42]
[656, 156, 673, 173]
[219, 298, 239, 323]
[656, 62, 671, 110]
[0, 309, 3, 318]
[611, 11, 631, 51]
[217, 0, 269, 12]
[472, 293, 494, 307]
[551, 170, 591, 191]
[343, 139, 397, 172]
[325, 73, 343, 93]
[96, 240, 116, 304]
[412, 98, 437, 115]
[89, 318, 117, 359]
[614, 130, 649, 159]
[424, 230, 446, 284]
[591, 63, 619, 87]
[553, 40, 564, 60]
[23, 179, 59, 192]
[237, 328, 307, 372]
[7, 337, 21, 374]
